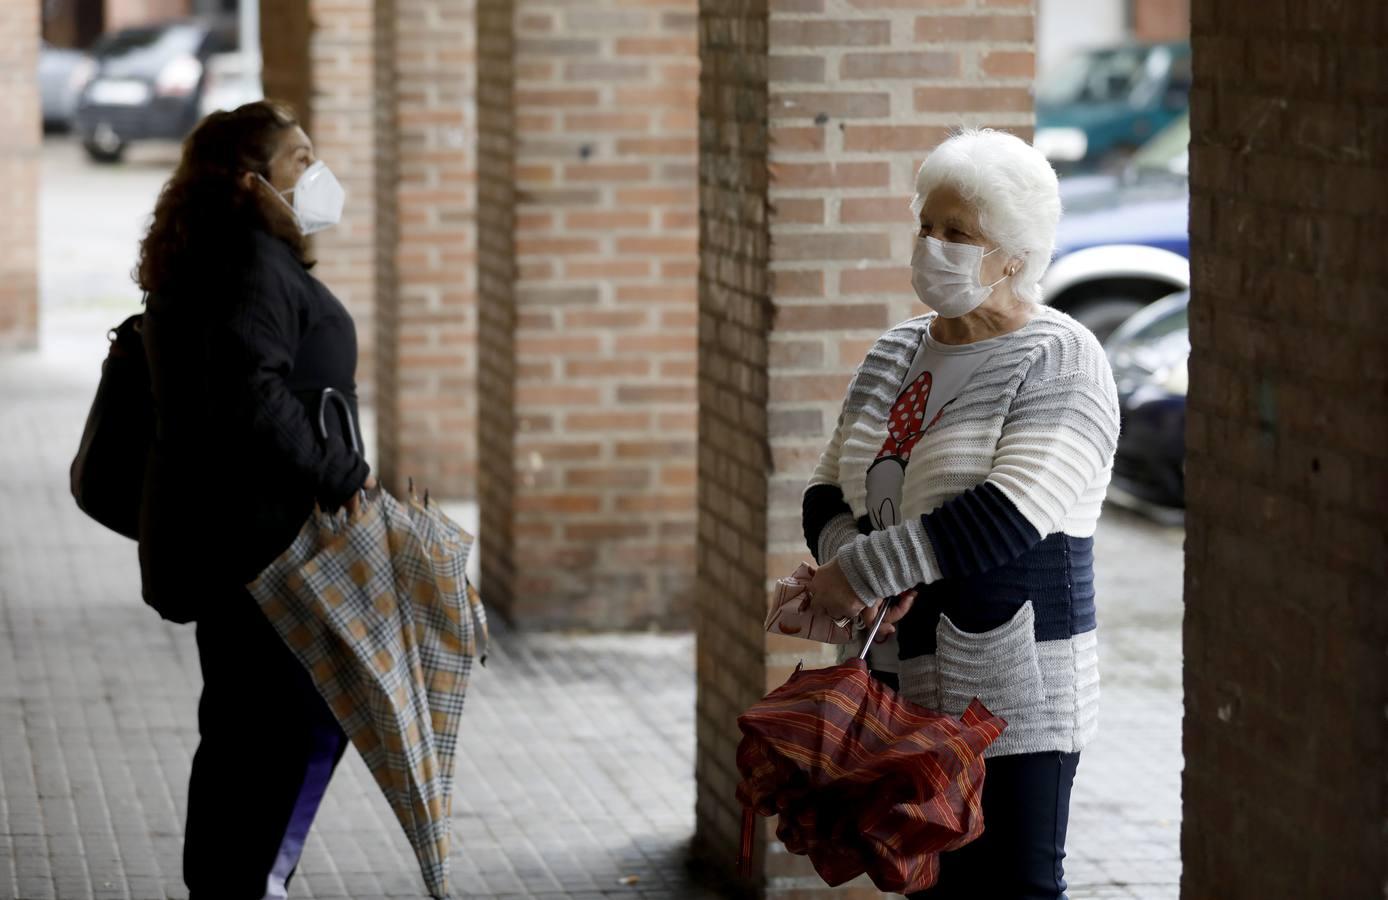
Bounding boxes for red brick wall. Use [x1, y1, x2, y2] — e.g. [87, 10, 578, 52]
[476, 0, 518, 613]
[1182, 1, 1388, 895]
[378, 0, 478, 496]
[263, 0, 475, 496]
[696, 0, 1036, 892]
[308, 0, 393, 411]
[0, 0, 40, 350]
[484, 0, 700, 627]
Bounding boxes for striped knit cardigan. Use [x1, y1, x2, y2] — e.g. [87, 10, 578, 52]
[803, 306, 1121, 758]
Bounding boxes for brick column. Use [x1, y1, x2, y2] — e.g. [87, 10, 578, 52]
[693, 0, 771, 885]
[260, 0, 313, 133]
[261, 0, 398, 447]
[308, 0, 396, 413]
[695, 0, 1035, 893]
[0, 0, 39, 350]
[477, 0, 701, 627]
[376, 0, 478, 495]
[475, 0, 518, 610]
[1182, 1, 1388, 895]
[263, 0, 475, 495]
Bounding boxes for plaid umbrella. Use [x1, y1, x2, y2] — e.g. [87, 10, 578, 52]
[248, 482, 487, 899]
[737, 603, 1006, 894]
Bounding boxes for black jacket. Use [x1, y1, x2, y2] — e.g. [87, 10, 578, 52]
[139, 230, 370, 622]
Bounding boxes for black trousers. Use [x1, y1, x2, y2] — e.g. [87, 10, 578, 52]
[184, 590, 348, 899]
[872, 672, 1081, 900]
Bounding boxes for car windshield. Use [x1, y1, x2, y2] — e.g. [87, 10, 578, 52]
[93, 24, 203, 76]
[1132, 112, 1190, 176]
[1131, 303, 1188, 343]
[1037, 46, 1156, 106]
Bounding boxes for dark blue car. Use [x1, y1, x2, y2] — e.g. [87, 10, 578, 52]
[1105, 291, 1189, 509]
[74, 18, 237, 163]
[1041, 113, 1191, 344]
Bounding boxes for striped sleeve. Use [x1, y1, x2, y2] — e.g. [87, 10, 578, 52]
[802, 372, 866, 565]
[835, 371, 1119, 604]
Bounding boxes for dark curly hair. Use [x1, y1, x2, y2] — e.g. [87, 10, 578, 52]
[136, 101, 311, 297]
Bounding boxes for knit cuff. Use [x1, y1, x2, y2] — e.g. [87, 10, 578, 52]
[835, 520, 942, 605]
[816, 513, 860, 566]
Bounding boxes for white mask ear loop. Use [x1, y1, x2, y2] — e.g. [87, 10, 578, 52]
[980, 246, 1009, 290]
[256, 173, 297, 215]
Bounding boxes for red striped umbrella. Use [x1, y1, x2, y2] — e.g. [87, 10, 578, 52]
[736, 604, 1006, 894]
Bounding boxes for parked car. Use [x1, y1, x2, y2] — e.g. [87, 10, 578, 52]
[1105, 290, 1189, 509]
[39, 40, 94, 132]
[1034, 41, 1191, 173]
[74, 18, 237, 163]
[1043, 112, 1190, 343]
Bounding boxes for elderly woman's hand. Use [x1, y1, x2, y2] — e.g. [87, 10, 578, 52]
[804, 560, 919, 642]
[803, 558, 865, 621]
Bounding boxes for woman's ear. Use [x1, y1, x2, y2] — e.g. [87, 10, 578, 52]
[240, 171, 259, 193]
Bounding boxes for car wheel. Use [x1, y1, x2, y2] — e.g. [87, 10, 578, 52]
[83, 123, 126, 164]
[1067, 296, 1148, 344]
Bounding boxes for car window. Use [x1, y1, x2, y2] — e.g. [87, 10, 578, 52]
[93, 24, 203, 74]
[1037, 46, 1150, 106]
[1132, 303, 1188, 342]
[200, 26, 239, 55]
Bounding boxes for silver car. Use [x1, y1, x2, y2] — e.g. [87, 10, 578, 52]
[39, 40, 94, 131]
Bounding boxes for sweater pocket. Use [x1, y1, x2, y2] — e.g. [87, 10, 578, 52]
[936, 601, 1044, 719]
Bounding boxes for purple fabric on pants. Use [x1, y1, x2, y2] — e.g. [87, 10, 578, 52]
[264, 724, 347, 899]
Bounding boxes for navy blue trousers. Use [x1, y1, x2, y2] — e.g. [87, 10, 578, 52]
[872, 672, 1081, 900]
[184, 590, 348, 899]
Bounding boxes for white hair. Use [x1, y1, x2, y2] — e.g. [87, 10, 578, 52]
[910, 129, 1061, 304]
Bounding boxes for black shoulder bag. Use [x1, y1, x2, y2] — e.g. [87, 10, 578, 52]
[70, 313, 154, 540]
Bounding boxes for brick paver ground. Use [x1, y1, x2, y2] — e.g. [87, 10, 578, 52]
[0, 141, 1184, 899]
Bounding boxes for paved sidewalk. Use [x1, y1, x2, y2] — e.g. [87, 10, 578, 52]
[0, 315, 711, 900]
[1, 306, 1182, 899]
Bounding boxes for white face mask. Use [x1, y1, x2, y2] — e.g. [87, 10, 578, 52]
[910, 235, 1008, 318]
[260, 161, 345, 235]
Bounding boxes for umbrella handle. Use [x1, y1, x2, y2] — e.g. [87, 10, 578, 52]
[317, 387, 362, 456]
[857, 595, 895, 660]
[318, 387, 369, 511]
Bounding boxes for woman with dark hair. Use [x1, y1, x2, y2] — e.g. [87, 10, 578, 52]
[136, 100, 375, 898]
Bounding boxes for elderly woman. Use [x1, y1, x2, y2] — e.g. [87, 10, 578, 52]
[802, 129, 1120, 899]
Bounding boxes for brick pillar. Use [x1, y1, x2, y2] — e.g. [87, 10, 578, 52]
[375, 0, 478, 496]
[695, 0, 1036, 893]
[1182, 2, 1388, 896]
[261, 0, 400, 463]
[692, 0, 771, 887]
[260, 0, 313, 133]
[308, 0, 396, 414]
[0, 0, 39, 350]
[477, 0, 701, 627]
[475, 0, 517, 610]
[264, 0, 475, 495]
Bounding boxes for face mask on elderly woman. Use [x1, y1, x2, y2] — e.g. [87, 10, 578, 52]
[910, 235, 1008, 318]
